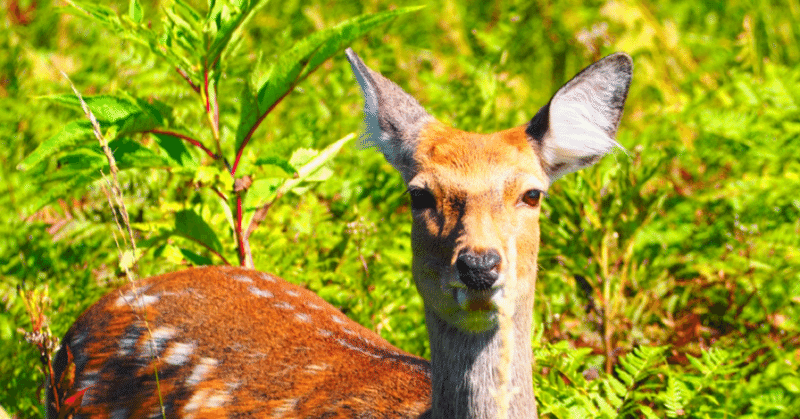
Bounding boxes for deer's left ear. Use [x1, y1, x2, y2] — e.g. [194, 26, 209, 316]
[345, 48, 433, 182]
[527, 53, 633, 182]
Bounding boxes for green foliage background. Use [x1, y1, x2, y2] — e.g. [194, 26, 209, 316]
[2, 0, 799, 417]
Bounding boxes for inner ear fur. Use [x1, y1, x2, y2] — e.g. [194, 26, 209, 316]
[526, 53, 633, 182]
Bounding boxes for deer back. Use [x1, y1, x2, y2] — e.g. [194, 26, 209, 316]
[50, 266, 431, 418]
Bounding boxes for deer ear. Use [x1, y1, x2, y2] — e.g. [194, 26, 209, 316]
[527, 53, 633, 182]
[345, 48, 433, 180]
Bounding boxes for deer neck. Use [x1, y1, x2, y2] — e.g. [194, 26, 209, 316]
[424, 298, 536, 419]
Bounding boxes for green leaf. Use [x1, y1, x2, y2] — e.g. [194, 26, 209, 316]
[243, 177, 282, 211]
[67, 2, 122, 27]
[664, 376, 688, 418]
[617, 369, 634, 388]
[40, 94, 164, 136]
[129, 0, 143, 23]
[639, 405, 660, 419]
[174, 209, 223, 254]
[40, 95, 142, 124]
[288, 148, 320, 168]
[31, 172, 97, 213]
[21, 95, 169, 172]
[235, 6, 423, 151]
[178, 247, 214, 266]
[606, 375, 627, 398]
[55, 148, 106, 171]
[780, 376, 800, 394]
[152, 132, 197, 167]
[276, 133, 355, 196]
[204, 0, 266, 69]
[108, 138, 173, 169]
[253, 155, 296, 177]
[18, 121, 94, 171]
[234, 80, 261, 153]
[129, 220, 173, 234]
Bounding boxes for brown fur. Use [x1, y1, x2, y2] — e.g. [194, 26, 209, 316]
[50, 267, 430, 418]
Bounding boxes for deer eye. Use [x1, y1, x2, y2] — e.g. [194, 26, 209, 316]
[521, 189, 542, 207]
[408, 188, 436, 211]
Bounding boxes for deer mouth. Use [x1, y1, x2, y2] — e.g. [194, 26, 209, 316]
[453, 287, 503, 312]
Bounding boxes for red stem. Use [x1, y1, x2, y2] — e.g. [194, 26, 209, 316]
[175, 67, 201, 94]
[236, 194, 245, 266]
[149, 129, 218, 160]
[203, 70, 211, 113]
[231, 90, 291, 175]
[210, 186, 226, 200]
[199, 242, 232, 266]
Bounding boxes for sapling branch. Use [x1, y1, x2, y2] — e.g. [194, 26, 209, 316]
[235, 194, 247, 266]
[233, 176, 253, 267]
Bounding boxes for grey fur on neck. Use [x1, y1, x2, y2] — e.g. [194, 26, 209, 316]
[423, 302, 535, 419]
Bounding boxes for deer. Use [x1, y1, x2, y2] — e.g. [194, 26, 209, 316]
[48, 48, 632, 419]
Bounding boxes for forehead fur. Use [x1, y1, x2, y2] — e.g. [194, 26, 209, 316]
[412, 122, 548, 188]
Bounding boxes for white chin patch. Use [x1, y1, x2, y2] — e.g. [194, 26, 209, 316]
[454, 287, 504, 312]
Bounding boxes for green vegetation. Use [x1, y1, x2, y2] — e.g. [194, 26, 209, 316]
[2, 0, 799, 417]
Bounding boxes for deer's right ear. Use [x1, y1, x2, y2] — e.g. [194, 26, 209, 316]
[345, 48, 433, 181]
[527, 53, 633, 183]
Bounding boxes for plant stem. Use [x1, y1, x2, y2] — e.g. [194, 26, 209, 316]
[202, 69, 223, 160]
[235, 194, 247, 266]
[175, 66, 201, 93]
[149, 129, 218, 160]
[232, 89, 292, 174]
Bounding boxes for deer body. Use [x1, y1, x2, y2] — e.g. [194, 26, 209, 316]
[49, 49, 632, 419]
[50, 266, 431, 418]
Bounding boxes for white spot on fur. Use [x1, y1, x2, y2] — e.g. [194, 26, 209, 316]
[187, 357, 218, 386]
[258, 272, 276, 283]
[141, 326, 177, 357]
[341, 328, 355, 335]
[147, 406, 164, 419]
[274, 301, 295, 311]
[117, 327, 143, 357]
[305, 363, 330, 372]
[115, 289, 158, 309]
[317, 329, 333, 338]
[205, 390, 231, 408]
[71, 329, 87, 347]
[249, 286, 274, 298]
[336, 338, 380, 359]
[271, 398, 300, 418]
[183, 388, 211, 417]
[231, 274, 253, 283]
[164, 342, 196, 366]
[294, 312, 311, 323]
[330, 315, 346, 325]
[285, 289, 301, 297]
[306, 302, 322, 310]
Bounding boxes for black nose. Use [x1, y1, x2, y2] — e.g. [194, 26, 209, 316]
[456, 249, 501, 290]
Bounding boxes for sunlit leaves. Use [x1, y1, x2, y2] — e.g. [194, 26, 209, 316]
[235, 7, 422, 152]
